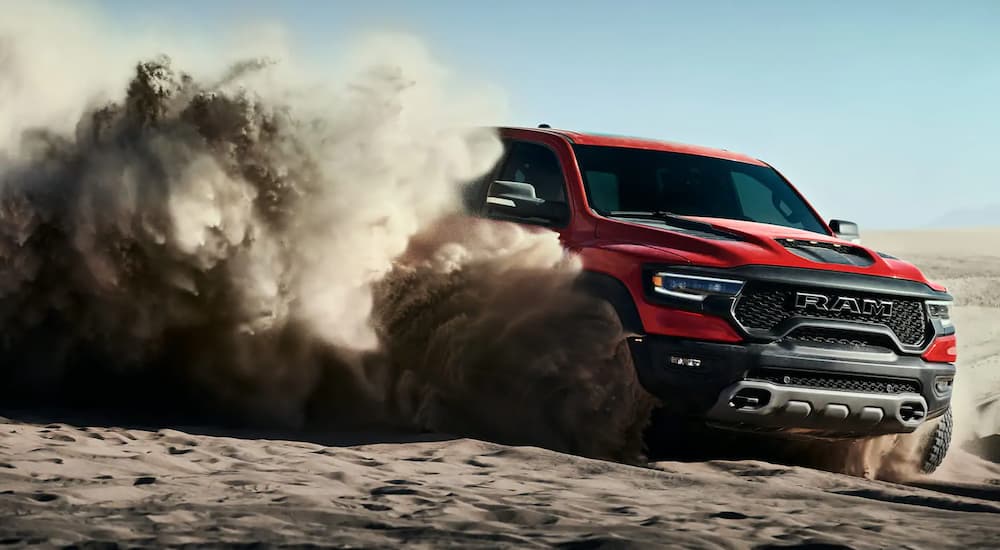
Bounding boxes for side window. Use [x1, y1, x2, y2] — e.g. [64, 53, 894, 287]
[485, 141, 570, 226]
[497, 142, 567, 204]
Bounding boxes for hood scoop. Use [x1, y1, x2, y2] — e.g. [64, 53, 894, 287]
[777, 238, 874, 267]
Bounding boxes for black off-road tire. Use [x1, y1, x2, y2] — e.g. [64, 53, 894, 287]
[920, 407, 953, 474]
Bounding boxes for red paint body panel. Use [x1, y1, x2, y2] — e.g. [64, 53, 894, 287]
[497, 127, 951, 348]
[922, 334, 958, 364]
[642, 308, 745, 343]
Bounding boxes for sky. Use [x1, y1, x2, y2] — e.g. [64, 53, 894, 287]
[93, 0, 999, 229]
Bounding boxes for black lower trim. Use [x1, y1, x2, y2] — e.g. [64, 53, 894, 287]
[630, 335, 954, 421]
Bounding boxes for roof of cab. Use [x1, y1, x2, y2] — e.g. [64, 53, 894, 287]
[500, 126, 768, 166]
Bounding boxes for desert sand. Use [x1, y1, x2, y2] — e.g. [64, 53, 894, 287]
[1, 228, 998, 549]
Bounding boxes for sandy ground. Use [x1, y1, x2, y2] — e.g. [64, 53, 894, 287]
[1, 228, 999, 549]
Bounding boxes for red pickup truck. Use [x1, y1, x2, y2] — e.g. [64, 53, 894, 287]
[464, 126, 956, 472]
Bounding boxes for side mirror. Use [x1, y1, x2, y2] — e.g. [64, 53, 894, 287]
[829, 219, 861, 244]
[486, 180, 568, 225]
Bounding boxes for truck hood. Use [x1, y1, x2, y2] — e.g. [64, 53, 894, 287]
[593, 215, 942, 289]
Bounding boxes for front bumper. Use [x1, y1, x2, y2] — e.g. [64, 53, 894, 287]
[631, 335, 955, 436]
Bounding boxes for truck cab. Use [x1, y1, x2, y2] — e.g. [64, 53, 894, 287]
[464, 126, 956, 470]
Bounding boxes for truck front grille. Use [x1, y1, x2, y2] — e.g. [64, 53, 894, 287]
[733, 282, 928, 347]
[747, 368, 920, 395]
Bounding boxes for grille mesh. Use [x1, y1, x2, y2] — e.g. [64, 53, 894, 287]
[733, 283, 928, 347]
[747, 368, 920, 394]
[782, 327, 894, 351]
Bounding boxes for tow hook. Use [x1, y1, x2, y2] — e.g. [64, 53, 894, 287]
[899, 402, 926, 422]
[729, 388, 771, 410]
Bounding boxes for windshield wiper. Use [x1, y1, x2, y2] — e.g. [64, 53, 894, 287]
[607, 210, 717, 231]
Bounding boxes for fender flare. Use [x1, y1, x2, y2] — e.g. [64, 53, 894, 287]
[574, 270, 645, 335]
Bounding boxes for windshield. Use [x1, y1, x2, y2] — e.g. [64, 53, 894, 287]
[574, 145, 828, 234]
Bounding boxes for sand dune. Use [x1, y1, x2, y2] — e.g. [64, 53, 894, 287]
[1, 227, 998, 548]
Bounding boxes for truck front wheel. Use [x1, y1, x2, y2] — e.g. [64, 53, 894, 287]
[917, 407, 953, 474]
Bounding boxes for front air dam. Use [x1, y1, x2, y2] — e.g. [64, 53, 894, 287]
[707, 380, 928, 435]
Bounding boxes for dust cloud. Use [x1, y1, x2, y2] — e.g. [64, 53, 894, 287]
[0, 3, 651, 461]
[372, 217, 656, 461]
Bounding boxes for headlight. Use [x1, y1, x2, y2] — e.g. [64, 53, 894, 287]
[927, 300, 952, 327]
[651, 272, 745, 302]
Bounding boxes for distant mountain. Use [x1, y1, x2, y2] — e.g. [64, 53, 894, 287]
[925, 204, 1000, 228]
